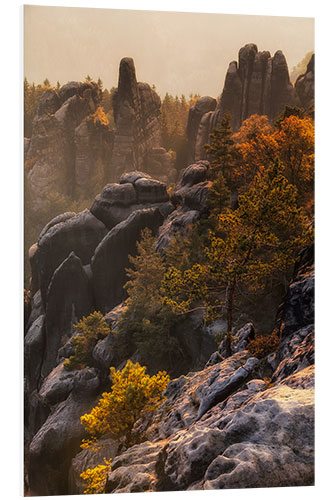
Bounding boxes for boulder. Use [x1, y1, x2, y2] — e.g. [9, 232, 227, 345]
[24, 314, 45, 393]
[90, 177, 170, 230]
[28, 367, 101, 496]
[155, 209, 200, 254]
[91, 207, 164, 313]
[180, 161, 210, 187]
[69, 438, 119, 494]
[39, 361, 78, 407]
[36, 209, 107, 306]
[197, 356, 259, 419]
[105, 440, 167, 494]
[119, 170, 151, 184]
[174, 181, 211, 211]
[155, 160, 211, 253]
[41, 251, 94, 378]
[134, 177, 169, 204]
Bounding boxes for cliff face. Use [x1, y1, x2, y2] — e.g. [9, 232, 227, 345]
[25, 82, 113, 208]
[187, 44, 314, 162]
[110, 58, 176, 183]
[294, 54, 315, 111]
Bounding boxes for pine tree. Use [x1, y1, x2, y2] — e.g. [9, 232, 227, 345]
[205, 112, 238, 184]
[162, 161, 313, 357]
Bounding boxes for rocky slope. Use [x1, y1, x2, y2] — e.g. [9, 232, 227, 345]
[79, 248, 314, 494]
[24, 167, 314, 493]
[187, 44, 315, 162]
[24, 166, 216, 495]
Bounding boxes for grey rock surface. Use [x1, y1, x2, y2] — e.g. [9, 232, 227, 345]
[91, 207, 164, 313]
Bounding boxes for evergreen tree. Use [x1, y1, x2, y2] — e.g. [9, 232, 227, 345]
[162, 161, 313, 357]
[204, 112, 238, 185]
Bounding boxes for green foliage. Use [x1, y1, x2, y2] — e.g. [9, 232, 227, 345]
[64, 312, 110, 371]
[80, 459, 112, 494]
[160, 92, 200, 171]
[115, 229, 180, 369]
[80, 360, 170, 447]
[161, 161, 313, 356]
[24, 77, 53, 137]
[248, 333, 280, 359]
[205, 112, 238, 185]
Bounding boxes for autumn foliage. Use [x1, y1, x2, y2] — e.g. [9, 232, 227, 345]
[80, 360, 170, 448]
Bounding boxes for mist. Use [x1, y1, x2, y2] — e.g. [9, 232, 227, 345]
[24, 5, 314, 98]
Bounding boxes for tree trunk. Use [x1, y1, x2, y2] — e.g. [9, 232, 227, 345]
[225, 280, 236, 357]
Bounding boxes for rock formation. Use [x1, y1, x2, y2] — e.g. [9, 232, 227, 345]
[187, 44, 314, 162]
[24, 168, 218, 494]
[186, 97, 217, 164]
[295, 54, 315, 110]
[156, 160, 211, 253]
[96, 248, 313, 493]
[110, 57, 176, 183]
[25, 82, 113, 208]
[24, 166, 314, 494]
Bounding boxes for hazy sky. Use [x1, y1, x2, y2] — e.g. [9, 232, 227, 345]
[24, 5, 314, 98]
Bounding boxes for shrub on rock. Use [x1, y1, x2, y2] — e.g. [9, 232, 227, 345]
[80, 360, 170, 448]
[64, 311, 110, 371]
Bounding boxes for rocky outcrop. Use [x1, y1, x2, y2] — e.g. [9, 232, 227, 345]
[187, 97, 217, 164]
[24, 166, 314, 494]
[295, 54, 315, 110]
[221, 44, 296, 129]
[189, 44, 301, 161]
[25, 81, 113, 208]
[92, 248, 314, 493]
[111, 57, 175, 183]
[156, 160, 211, 253]
[90, 172, 169, 230]
[36, 209, 107, 306]
[25, 172, 173, 495]
[69, 438, 120, 494]
[28, 368, 101, 496]
[102, 358, 314, 492]
[91, 207, 164, 314]
[41, 252, 94, 378]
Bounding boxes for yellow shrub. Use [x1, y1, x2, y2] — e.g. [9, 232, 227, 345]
[80, 458, 112, 494]
[81, 360, 170, 447]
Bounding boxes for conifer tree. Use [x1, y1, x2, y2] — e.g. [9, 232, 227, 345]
[204, 112, 238, 184]
[162, 161, 313, 357]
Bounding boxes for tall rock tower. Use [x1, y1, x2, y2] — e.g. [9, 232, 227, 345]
[110, 57, 175, 183]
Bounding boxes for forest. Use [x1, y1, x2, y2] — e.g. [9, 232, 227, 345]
[24, 45, 315, 496]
